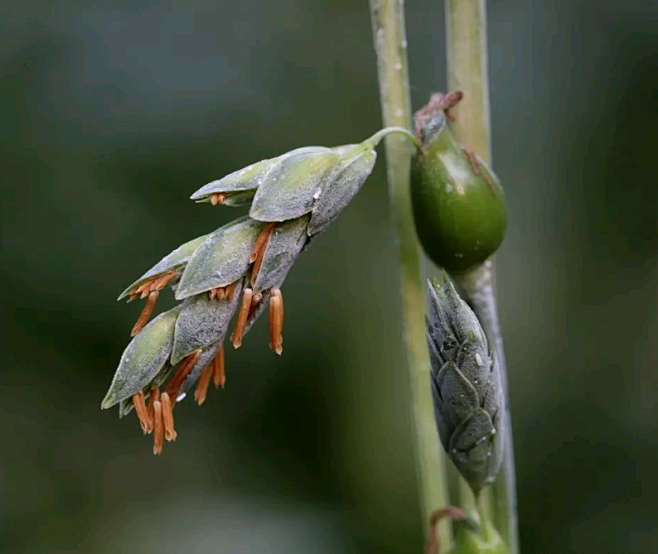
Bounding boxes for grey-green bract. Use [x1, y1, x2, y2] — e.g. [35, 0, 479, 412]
[426, 274, 504, 493]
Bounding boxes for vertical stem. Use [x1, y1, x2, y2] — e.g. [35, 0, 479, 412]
[369, 0, 451, 545]
[446, 0, 491, 162]
[446, 1, 519, 552]
[457, 262, 518, 553]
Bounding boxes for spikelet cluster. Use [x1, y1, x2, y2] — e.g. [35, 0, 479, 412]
[101, 128, 416, 454]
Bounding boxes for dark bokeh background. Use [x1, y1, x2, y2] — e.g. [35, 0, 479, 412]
[2, 0, 657, 552]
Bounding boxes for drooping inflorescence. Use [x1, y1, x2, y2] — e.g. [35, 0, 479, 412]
[102, 127, 419, 454]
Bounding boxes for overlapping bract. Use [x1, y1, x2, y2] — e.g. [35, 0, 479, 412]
[102, 129, 403, 453]
[427, 275, 504, 493]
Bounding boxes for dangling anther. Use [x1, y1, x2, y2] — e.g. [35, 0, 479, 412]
[424, 507, 466, 554]
[269, 288, 284, 355]
[249, 223, 276, 287]
[209, 288, 217, 300]
[225, 281, 238, 302]
[216, 286, 226, 301]
[166, 350, 201, 401]
[131, 290, 159, 336]
[213, 345, 225, 389]
[132, 391, 151, 434]
[152, 399, 164, 455]
[194, 362, 214, 406]
[231, 288, 253, 348]
[147, 388, 161, 433]
[161, 392, 177, 441]
[210, 193, 226, 206]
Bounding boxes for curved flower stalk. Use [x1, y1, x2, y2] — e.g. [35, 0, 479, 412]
[102, 127, 419, 454]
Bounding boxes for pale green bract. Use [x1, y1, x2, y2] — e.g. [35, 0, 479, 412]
[117, 234, 209, 301]
[101, 305, 182, 409]
[174, 217, 264, 300]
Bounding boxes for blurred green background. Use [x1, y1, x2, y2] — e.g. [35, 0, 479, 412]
[1, 0, 657, 552]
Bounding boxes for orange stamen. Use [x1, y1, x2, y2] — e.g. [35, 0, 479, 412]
[210, 193, 226, 206]
[132, 391, 151, 434]
[216, 286, 226, 301]
[166, 350, 202, 401]
[225, 281, 238, 302]
[161, 392, 177, 442]
[269, 288, 284, 355]
[153, 400, 164, 455]
[213, 345, 226, 388]
[231, 288, 253, 348]
[131, 290, 159, 336]
[249, 222, 276, 263]
[249, 223, 276, 287]
[152, 270, 178, 291]
[147, 388, 160, 433]
[134, 280, 153, 296]
[129, 293, 139, 302]
[194, 362, 214, 406]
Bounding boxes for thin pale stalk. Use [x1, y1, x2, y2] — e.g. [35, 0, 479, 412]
[369, 0, 451, 545]
[446, 1, 519, 551]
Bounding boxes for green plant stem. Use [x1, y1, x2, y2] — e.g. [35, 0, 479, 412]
[456, 263, 517, 553]
[446, 1, 519, 552]
[369, 0, 451, 546]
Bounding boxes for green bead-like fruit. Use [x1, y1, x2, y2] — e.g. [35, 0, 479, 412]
[411, 113, 507, 273]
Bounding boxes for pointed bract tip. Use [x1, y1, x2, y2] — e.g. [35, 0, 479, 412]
[100, 393, 118, 410]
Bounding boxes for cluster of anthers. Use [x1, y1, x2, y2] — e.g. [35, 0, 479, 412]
[102, 126, 420, 455]
[112, 219, 290, 456]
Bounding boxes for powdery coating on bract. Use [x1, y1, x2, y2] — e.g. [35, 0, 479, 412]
[308, 148, 377, 236]
[118, 235, 209, 300]
[172, 279, 244, 364]
[178, 341, 223, 396]
[101, 305, 182, 409]
[175, 217, 265, 299]
[190, 146, 327, 203]
[250, 148, 340, 222]
[427, 276, 503, 493]
[252, 216, 309, 293]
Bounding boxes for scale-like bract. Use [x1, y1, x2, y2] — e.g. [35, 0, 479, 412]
[427, 275, 504, 493]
